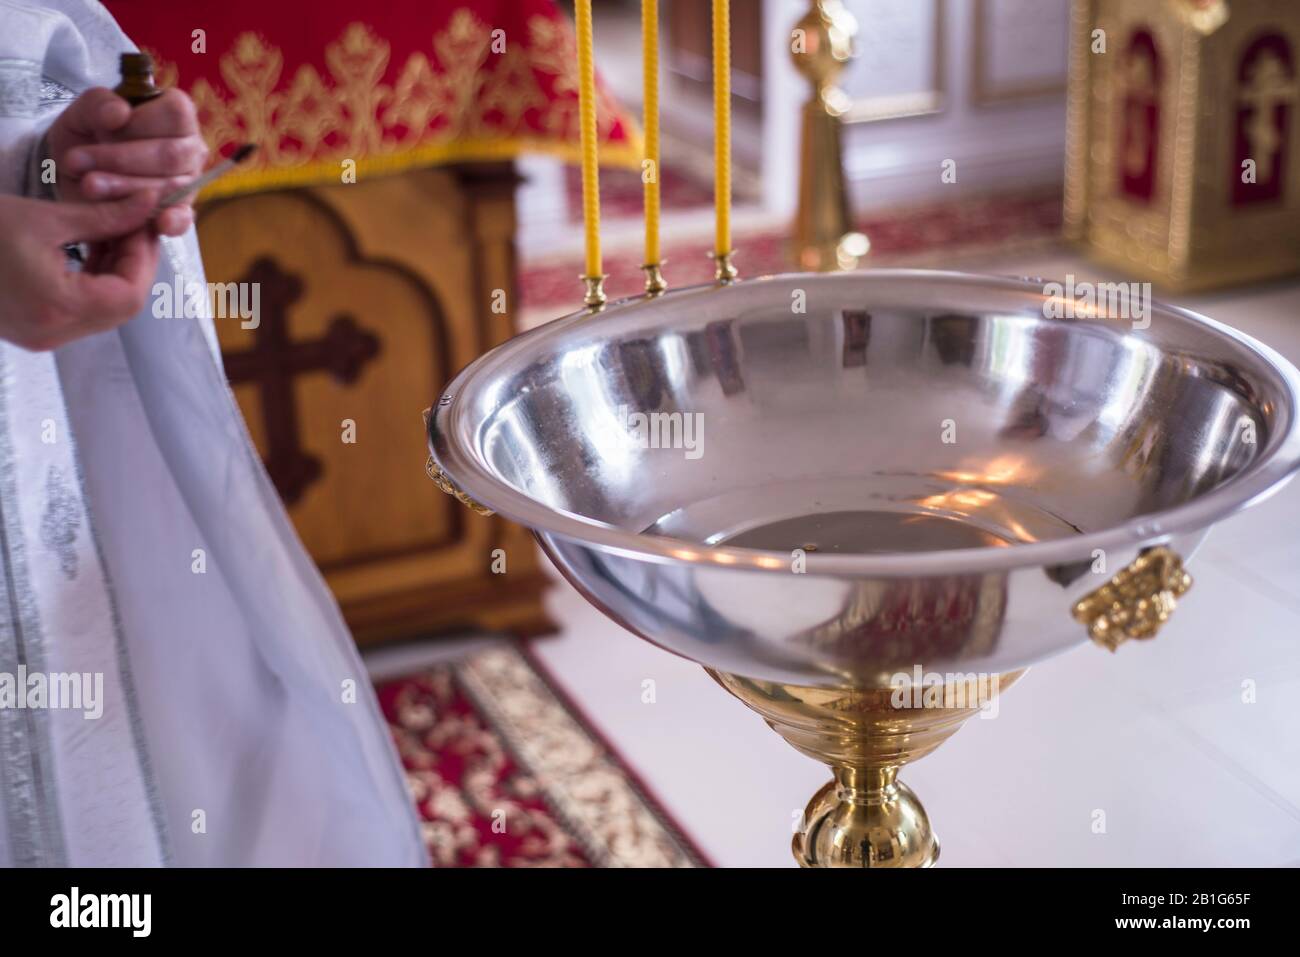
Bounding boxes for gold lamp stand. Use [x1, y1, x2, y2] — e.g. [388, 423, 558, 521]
[710, 670, 1024, 867]
[791, 0, 870, 271]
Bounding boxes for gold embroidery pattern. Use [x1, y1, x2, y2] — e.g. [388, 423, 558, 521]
[148, 11, 640, 199]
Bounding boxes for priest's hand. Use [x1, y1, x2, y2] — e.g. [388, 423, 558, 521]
[0, 193, 160, 351]
[46, 87, 208, 237]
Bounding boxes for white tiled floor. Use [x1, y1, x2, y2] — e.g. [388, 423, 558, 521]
[447, 249, 1300, 866]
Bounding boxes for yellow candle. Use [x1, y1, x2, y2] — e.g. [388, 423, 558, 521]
[712, 0, 732, 260]
[642, 0, 662, 269]
[575, 0, 602, 281]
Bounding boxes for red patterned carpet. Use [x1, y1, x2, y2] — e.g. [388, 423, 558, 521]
[563, 162, 718, 222]
[521, 187, 1064, 311]
[376, 644, 708, 868]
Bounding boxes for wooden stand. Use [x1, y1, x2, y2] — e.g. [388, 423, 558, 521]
[197, 162, 554, 645]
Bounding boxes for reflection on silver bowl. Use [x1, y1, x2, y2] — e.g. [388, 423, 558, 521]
[428, 270, 1300, 866]
[431, 271, 1300, 683]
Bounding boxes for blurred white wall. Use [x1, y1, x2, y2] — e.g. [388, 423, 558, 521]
[760, 0, 1070, 217]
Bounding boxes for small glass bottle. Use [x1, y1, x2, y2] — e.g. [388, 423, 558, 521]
[114, 52, 163, 106]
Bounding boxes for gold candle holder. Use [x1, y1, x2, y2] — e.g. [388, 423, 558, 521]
[581, 274, 608, 310]
[711, 250, 739, 284]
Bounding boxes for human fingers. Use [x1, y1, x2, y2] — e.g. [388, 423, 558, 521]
[52, 87, 132, 145]
[111, 89, 201, 140]
[154, 205, 194, 237]
[65, 135, 208, 179]
[45, 190, 157, 244]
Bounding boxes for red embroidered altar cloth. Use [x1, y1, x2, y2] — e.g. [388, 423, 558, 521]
[102, 0, 641, 199]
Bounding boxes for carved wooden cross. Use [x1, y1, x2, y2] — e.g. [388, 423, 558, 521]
[223, 256, 381, 506]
